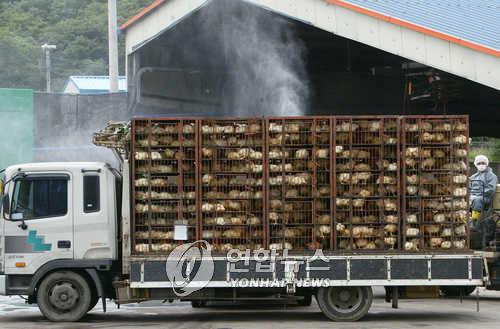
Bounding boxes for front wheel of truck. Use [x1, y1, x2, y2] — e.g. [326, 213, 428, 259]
[316, 286, 373, 321]
[37, 271, 92, 322]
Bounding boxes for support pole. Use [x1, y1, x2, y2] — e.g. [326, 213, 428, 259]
[108, 0, 119, 93]
[41, 44, 56, 93]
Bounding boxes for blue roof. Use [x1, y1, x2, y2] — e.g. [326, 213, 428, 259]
[67, 76, 127, 94]
[343, 0, 500, 51]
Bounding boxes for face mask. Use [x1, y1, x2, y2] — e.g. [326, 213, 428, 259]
[476, 164, 487, 172]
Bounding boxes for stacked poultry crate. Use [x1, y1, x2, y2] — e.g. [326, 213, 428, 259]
[200, 119, 266, 252]
[132, 119, 198, 254]
[334, 117, 400, 251]
[402, 116, 469, 251]
[118, 115, 470, 255]
[266, 117, 333, 251]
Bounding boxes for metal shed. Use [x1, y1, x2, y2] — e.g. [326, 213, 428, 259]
[120, 0, 500, 136]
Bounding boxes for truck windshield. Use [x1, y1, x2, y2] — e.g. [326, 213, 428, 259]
[11, 178, 68, 219]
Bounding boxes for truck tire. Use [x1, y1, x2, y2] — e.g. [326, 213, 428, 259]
[440, 286, 476, 297]
[316, 286, 372, 322]
[88, 295, 99, 312]
[37, 271, 92, 322]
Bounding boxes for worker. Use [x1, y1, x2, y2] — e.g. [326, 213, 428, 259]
[469, 155, 498, 220]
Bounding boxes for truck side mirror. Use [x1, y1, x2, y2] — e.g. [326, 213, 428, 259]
[2, 194, 10, 220]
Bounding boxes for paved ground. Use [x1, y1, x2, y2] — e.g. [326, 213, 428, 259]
[0, 288, 499, 328]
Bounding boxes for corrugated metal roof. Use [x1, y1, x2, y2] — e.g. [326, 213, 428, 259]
[67, 76, 127, 94]
[341, 0, 500, 51]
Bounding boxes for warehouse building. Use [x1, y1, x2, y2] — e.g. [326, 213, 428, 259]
[119, 0, 498, 137]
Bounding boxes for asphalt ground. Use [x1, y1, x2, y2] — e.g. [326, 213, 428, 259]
[0, 287, 499, 329]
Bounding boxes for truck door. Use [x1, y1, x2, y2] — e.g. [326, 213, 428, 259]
[4, 173, 73, 275]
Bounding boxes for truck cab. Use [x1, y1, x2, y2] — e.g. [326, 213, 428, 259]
[0, 162, 120, 320]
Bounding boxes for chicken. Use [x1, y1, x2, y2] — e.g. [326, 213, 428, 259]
[316, 149, 329, 159]
[385, 215, 399, 224]
[455, 149, 467, 157]
[182, 124, 195, 134]
[269, 242, 293, 250]
[317, 225, 331, 238]
[453, 240, 466, 249]
[433, 214, 446, 223]
[404, 240, 419, 251]
[381, 199, 397, 212]
[336, 198, 350, 208]
[295, 149, 309, 159]
[384, 237, 397, 247]
[201, 125, 214, 134]
[441, 241, 452, 249]
[441, 228, 452, 237]
[433, 149, 446, 158]
[406, 147, 419, 158]
[453, 187, 467, 197]
[269, 123, 283, 133]
[406, 228, 419, 237]
[430, 238, 443, 248]
[405, 158, 417, 168]
[452, 175, 467, 184]
[405, 173, 419, 184]
[355, 239, 369, 249]
[453, 135, 468, 144]
[406, 186, 418, 195]
[377, 176, 397, 185]
[405, 124, 419, 132]
[336, 122, 359, 132]
[422, 132, 434, 142]
[433, 123, 452, 132]
[354, 163, 371, 171]
[353, 199, 365, 208]
[384, 224, 398, 234]
[318, 215, 331, 225]
[422, 158, 436, 170]
[454, 225, 467, 236]
[222, 229, 243, 238]
[424, 225, 440, 234]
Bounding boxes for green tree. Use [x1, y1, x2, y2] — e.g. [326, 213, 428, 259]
[0, 0, 153, 91]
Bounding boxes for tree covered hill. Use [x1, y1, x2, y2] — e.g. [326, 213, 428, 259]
[0, 0, 153, 91]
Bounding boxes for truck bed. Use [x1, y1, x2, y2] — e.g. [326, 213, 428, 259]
[129, 253, 484, 288]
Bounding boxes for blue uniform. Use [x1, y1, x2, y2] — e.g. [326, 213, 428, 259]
[469, 167, 498, 212]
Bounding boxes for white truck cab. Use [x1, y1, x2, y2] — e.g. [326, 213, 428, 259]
[0, 162, 120, 312]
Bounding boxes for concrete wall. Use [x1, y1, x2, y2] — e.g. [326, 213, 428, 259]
[34, 93, 129, 164]
[0, 88, 33, 170]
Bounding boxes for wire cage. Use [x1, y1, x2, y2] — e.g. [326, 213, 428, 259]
[333, 117, 401, 251]
[131, 118, 199, 254]
[125, 115, 470, 255]
[266, 117, 333, 252]
[401, 115, 469, 251]
[200, 119, 266, 253]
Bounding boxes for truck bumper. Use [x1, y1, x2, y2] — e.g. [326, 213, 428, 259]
[0, 275, 6, 295]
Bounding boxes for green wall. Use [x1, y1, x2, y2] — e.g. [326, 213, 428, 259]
[0, 88, 33, 170]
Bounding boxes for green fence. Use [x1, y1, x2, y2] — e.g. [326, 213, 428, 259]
[0, 88, 33, 170]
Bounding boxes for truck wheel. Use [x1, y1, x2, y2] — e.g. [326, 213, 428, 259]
[88, 295, 99, 312]
[37, 271, 92, 322]
[440, 286, 476, 297]
[316, 286, 372, 321]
